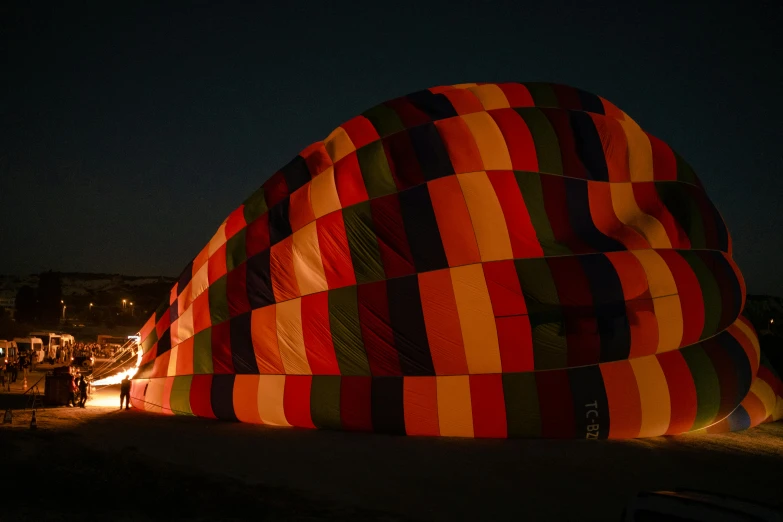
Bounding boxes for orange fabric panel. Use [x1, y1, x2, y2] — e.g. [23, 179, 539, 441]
[276, 298, 311, 375]
[323, 126, 355, 163]
[175, 337, 194, 375]
[251, 306, 285, 373]
[590, 114, 630, 182]
[461, 112, 513, 170]
[289, 183, 315, 233]
[233, 375, 263, 424]
[310, 166, 342, 219]
[433, 117, 484, 174]
[427, 176, 481, 267]
[600, 360, 642, 439]
[441, 88, 484, 115]
[271, 236, 301, 302]
[450, 264, 502, 374]
[178, 281, 192, 316]
[740, 392, 767, 428]
[436, 376, 474, 438]
[144, 378, 165, 414]
[625, 299, 659, 358]
[403, 377, 440, 436]
[632, 250, 683, 353]
[257, 375, 291, 426]
[208, 221, 227, 256]
[139, 315, 156, 346]
[190, 262, 210, 302]
[192, 290, 211, 335]
[418, 269, 469, 375]
[587, 182, 649, 250]
[166, 345, 178, 378]
[610, 182, 671, 248]
[601, 97, 626, 121]
[177, 307, 194, 346]
[630, 356, 671, 437]
[619, 118, 654, 182]
[457, 172, 513, 262]
[467, 84, 510, 110]
[161, 377, 175, 415]
[192, 244, 210, 272]
[292, 221, 328, 296]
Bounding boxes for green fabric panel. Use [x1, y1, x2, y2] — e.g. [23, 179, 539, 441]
[243, 187, 268, 224]
[208, 275, 229, 325]
[225, 229, 247, 272]
[523, 82, 560, 108]
[169, 375, 194, 415]
[142, 328, 158, 356]
[681, 344, 721, 430]
[514, 171, 571, 256]
[357, 141, 396, 198]
[674, 151, 700, 186]
[329, 286, 371, 376]
[502, 373, 541, 437]
[192, 329, 213, 374]
[515, 258, 568, 370]
[516, 109, 563, 175]
[362, 104, 406, 137]
[342, 203, 386, 284]
[310, 376, 342, 430]
[678, 251, 721, 339]
[655, 182, 706, 249]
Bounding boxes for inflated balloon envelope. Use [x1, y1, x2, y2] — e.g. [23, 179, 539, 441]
[131, 82, 781, 439]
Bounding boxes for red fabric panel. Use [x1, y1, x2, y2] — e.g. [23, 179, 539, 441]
[370, 193, 416, 279]
[151, 350, 170, 379]
[301, 292, 340, 375]
[496, 83, 535, 107]
[403, 377, 440, 436]
[384, 97, 430, 127]
[289, 184, 315, 233]
[211, 321, 234, 374]
[482, 260, 527, 316]
[547, 257, 600, 367]
[441, 89, 484, 114]
[358, 281, 401, 376]
[300, 142, 331, 178]
[658, 250, 704, 347]
[225, 206, 247, 240]
[245, 213, 270, 258]
[192, 291, 211, 335]
[535, 369, 575, 439]
[551, 84, 582, 111]
[489, 108, 538, 172]
[284, 375, 315, 428]
[316, 211, 357, 289]
[340, 116, 380, 149]
[633, 182, 690, 249]
[647, 133, 677, 181]
[657, 350, 698, 434]
[340, 376, 373, 432]
[541, 109, 588, 179]
[383, 131, 426, 191]
[469, 374, 508, 438]
[270, 236, 300, 302]
[433, 117, 483, 174]
[486, 170, 544, 257]
[227, 263, 251, 317]
[418, 270, 469, 375]
[190, 374, 216, 419]
[161, 376, 174, 414]
[496, 315, 534, 372]
[263, 171, 289, 209]
[208, 244, 228, 285]
[334, 152, 369, 207]
[141, 342, 157, 367]
[156, 310, 171, 339]
[540, 175, 593, 254]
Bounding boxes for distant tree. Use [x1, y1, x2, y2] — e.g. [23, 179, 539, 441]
[15, 285, 38, 324]
[38, 271, 63, 326]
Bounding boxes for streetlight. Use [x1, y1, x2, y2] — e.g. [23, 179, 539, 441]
[89, 303, 93, 311]
[62, 304, 66, 321]
[122, 299, 127, 310]
[130, 302, 134, 317]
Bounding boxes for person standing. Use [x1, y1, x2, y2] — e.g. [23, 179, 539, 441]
[67, 374, 78, 407]
[120, 376, 131, 410]
[78, 376, 88, 408]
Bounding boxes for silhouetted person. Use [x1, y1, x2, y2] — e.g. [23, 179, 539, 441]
[120, 376, 131, 410]
[67, 374, 77, 407]
[78, 376, 88, 408]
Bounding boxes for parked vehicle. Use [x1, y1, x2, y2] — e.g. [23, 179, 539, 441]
[13, 337, 44, 363]
[0, 340, 18, 364]
[29, 331, 62, 362]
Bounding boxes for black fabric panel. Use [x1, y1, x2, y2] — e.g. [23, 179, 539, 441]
[569, 111, 609, 181]
[563, 177, 624, 252]
[578, 254, 631, 362]
[246, 250, 275, 309]
[568, 365, 610, 439]
[702, 251, 742, 328]
[398, 183, 448, 273]
[156, 328, 172, 356]
[407, 124, 455, 181]
[371, 377, 406, 435]
[229, 313, 258, 374]
[577, 89, 605, 115]
[169, 301, 179, 323]
[210, 374, 238, 422]
[268, 196, 292, 246]
[177, 261, 194, 296]
[279, 155, 311, 193]
[406, 90, 458, 121]
[716, 330, 753, 408]
[387, 275, 435, 376]
[154, 300, 169, 323]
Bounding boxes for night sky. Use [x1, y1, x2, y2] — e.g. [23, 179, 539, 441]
[2, 2, 781, 295]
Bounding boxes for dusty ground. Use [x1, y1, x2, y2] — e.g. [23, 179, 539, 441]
[3, 385, 783, 521]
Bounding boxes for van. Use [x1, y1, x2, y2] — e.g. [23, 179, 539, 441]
[0, 340, 18, 364]
[14, 337, 45, 363]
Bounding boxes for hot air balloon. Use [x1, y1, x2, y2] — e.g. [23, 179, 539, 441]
[130, 82, 764, 439]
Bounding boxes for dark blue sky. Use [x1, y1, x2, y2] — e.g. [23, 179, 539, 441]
[2, 2, 781, 295]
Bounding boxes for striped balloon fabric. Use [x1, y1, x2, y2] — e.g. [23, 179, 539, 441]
[131, 82, 766, 439]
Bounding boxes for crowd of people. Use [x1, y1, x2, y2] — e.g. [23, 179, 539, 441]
[2, 352, 30, 390]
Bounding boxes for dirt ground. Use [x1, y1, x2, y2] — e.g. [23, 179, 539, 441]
[3, 385, 782, 521]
